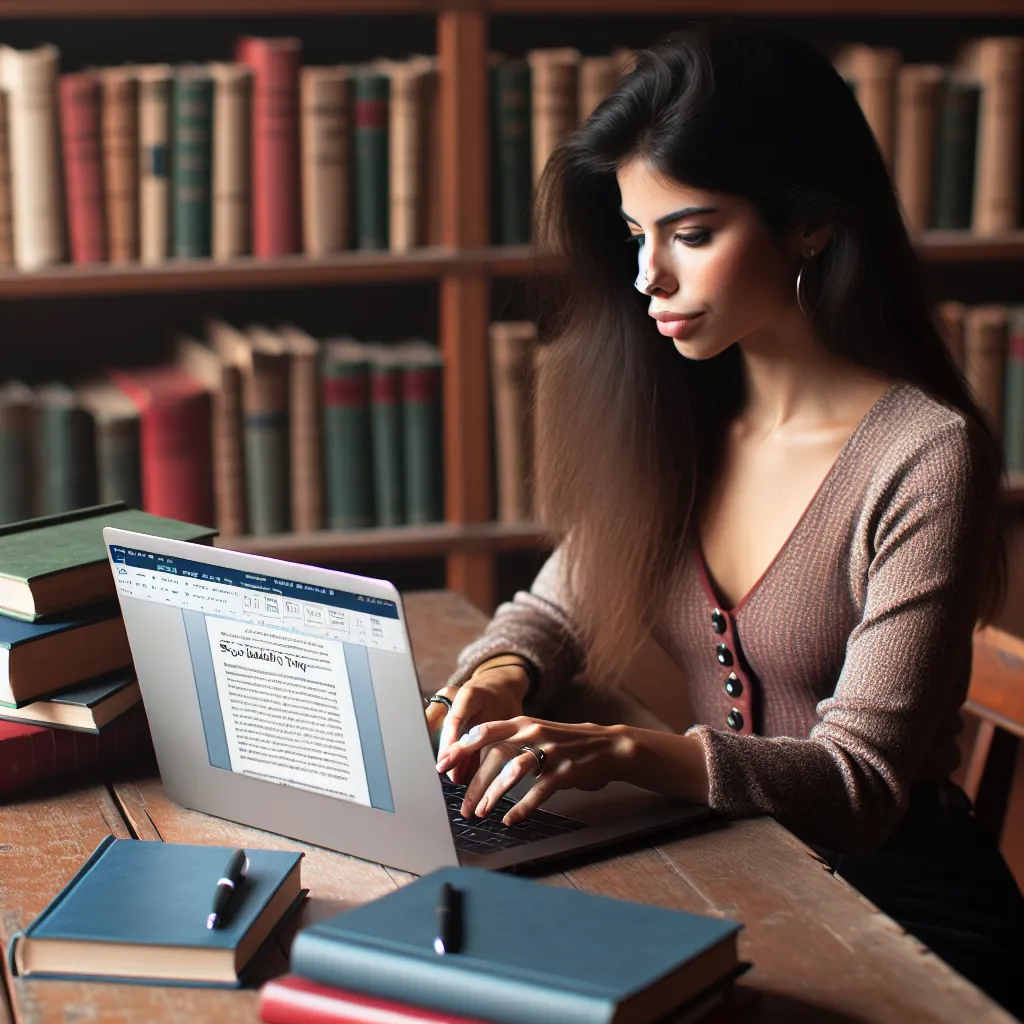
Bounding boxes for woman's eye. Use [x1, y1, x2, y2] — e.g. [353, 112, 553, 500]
[675, 230, 711, 247]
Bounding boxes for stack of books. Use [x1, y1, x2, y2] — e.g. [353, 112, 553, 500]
[0, 502, 216, 800]
[259, 866, 751, 1024]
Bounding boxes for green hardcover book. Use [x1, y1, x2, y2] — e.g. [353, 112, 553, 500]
[0, 381, 34, 526]
[1004, 308, 1024, 474]
[322, 339, 375, 529]
[353, 69, 389, 251]
[172, 66, 213, 258]
[398, 340, 444, 525]
[34, 384, 98, 517]
[931, 73, 979, 230]
[369, 345, 405, 528]
[242, 327, 291, 536]
[76, 379, 142, 509]
[493, 58, 533, 245]
[0, 502, 217, 621]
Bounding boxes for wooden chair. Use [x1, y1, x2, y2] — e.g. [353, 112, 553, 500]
[963, 625, 1024, 844]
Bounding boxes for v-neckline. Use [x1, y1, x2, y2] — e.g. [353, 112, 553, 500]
[695, 381, 902, 615]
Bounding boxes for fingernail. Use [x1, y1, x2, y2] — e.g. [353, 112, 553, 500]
[475, 798, 490, 817]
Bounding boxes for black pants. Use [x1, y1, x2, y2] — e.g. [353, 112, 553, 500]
[827, 782, 1024, 1020]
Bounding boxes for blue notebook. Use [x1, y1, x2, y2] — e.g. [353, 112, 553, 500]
[291, 866, 743, 1024]
[9, 836, 305, 987]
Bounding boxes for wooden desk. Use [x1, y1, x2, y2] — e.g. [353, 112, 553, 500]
[0, 591, 1015, 1024]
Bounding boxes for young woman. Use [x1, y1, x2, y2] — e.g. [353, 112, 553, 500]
[425, 20, 1024, 1013]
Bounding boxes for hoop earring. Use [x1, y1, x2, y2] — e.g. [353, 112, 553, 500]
[796, 248, 820, 317]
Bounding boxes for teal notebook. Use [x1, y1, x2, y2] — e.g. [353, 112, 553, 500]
[291, 866, 742, 1024]
[9, 836, 306, 987]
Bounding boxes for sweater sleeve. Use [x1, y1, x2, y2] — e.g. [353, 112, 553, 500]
[685, 420, 994, 852]
[444, 545, 586, 710]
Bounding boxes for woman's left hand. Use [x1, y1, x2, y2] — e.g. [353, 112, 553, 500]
[434, 716, 637, 826]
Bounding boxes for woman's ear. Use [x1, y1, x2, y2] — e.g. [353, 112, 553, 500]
[799, 223, 834, 257]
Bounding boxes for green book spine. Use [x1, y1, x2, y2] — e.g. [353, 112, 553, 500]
[36, 401, 97, 515]
[402, 355, 444, 525]
[244, 412, 290, 535]
[0, 388, 34, 525]
[323, 353, 375, 529]
[931, 78, 979, 230]
[494, 59, 533, 246]
[95, 418, 142, 509]
[1005, 310, 1024, 474]
[370, 353, 405, 527]
[354, 72, 389, 251]
[172, 70, 213, 258]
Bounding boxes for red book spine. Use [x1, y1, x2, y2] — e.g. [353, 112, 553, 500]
[59, 73, 107, 264]
[237, 36, 301, 257]
[259, 976, 491, 1024]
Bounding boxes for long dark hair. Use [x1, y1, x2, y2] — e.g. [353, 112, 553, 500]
[532, 19, 1005, 682]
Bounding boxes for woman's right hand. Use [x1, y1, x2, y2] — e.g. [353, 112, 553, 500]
[426, 660, 532, 786]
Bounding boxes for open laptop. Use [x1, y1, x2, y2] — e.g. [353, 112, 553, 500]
[103, 528, 708, 875]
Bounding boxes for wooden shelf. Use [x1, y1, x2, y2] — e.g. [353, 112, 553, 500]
[0, 234, 1018, 300]
[0, 0, 437, 16]
[215, 521, 554, 564]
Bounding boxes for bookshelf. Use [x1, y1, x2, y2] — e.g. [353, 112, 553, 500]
[5, 1, 1024, 614]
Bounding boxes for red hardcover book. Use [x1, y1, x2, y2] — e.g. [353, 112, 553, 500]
[0, 702, 154, 801]
[235, 36, 301, 257]
[259, 976, 491, 1024]
[110, 366, 214, 527]
[58, 72, 107, 264]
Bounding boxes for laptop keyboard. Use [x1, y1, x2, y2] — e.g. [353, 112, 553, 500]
[440, 777, 587, 855]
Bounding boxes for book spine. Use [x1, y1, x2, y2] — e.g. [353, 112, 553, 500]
[1005, 309, 1024, 474]
[138, 69, 172, 264]
[388, 63, 426, 253]
[931, 79, 979, 230]
[1, 46, 65, 269]
[322, 359, 375, 529]
[0, 93, 13, 265]
[402, 361, 444, 525]
[95, 415, 142, 508]
[212, 64, 251, 261]
[213, 362, 248, 537]
[0, 395, 33, 525]
[490, 324, 536, 523]
[370, 357, 405, 527]
[290, 931, 612, 1024]
[300, 68, 350, 255]
[578, 56, 617, 121]
[493, 60, 532, 246]
[243, 354, 291, 536]
[937, 299, 967, 371]
[36, 403, 98, 515]
[964, 305, 1009, 438]
[100, 71, 139, 263]
[527, 53, 578, 187]
[289, 346, 324, 533]
[894, 66, 942, 235]
[172, 71, 214, 259]
[354, 71, 389, 251]
[58, 73, 107, 264]
[242, 38, 301, 257]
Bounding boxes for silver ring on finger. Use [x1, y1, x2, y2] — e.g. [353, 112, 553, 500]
[424, 694, 453, 711]
[518, 743, 547, 777]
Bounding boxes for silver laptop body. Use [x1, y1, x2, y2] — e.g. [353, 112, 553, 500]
[104, 528, 707, 875]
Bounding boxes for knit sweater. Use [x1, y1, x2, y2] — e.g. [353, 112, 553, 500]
[445, 382, 996, 852]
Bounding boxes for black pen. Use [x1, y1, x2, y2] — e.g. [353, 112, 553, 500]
[434, 881, 462, 955]
[207, 848, 249, 929]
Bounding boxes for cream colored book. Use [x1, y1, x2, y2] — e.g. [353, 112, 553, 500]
[955, 36, 1024, 236]
[299, 65, 350, 255]
[833, 44, 901, 169]
[964, 304, 1009, 436]
[894, 64, 944, 234]
[0, 93, 13, 266]
[136, 64, 172, 265]
[579, 55, 619, 121]
[0, 44, 64, 270]
[211, 62, 251, 261]
[526, 48, 581, 186]
[99, 67, 139, 263]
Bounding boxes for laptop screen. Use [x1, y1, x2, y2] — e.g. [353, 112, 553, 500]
[109, 542, 399, 814]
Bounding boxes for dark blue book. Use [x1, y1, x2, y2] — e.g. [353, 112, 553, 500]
[0, 599, 132, 707]
[291, 866, 742, 1024]
[9, 836, 305, 987]
[0, 667, 139, 732]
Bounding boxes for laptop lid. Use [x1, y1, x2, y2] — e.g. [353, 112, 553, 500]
[104, 528, 461, 875]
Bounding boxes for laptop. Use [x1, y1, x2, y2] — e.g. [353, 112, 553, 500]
[104, 528, 708, 875]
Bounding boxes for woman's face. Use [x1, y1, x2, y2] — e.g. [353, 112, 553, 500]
[615, 157, 802, 360]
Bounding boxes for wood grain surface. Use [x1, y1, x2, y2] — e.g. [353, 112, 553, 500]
[0, 591, 1015, 1022]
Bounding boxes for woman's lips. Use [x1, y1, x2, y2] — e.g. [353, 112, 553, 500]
[654, 313, 704, 339]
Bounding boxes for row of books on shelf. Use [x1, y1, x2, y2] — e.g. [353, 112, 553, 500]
[0, 320, 445, 537]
